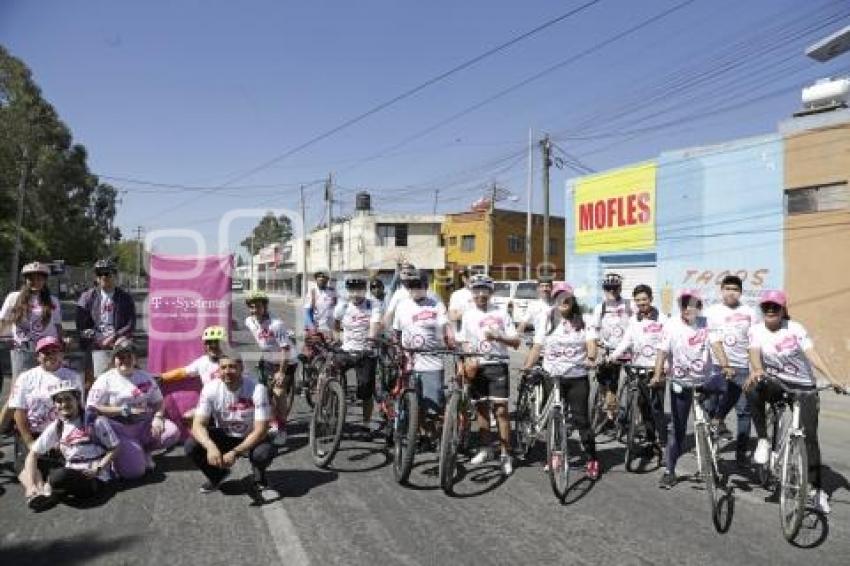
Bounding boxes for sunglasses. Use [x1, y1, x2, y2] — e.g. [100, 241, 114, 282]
[760, 302, 782, 313]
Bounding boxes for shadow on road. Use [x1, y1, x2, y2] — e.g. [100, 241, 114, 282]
[0, 533, 142, 566]
[326, 445, 391, 473]
[265, 468, 338, 498]
[446, 461, 506, 499]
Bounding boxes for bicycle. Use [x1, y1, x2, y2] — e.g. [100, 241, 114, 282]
[589, 349, 627, 442]
[438, 351, 510, 495]
[670, 377, 733, 534]
[620, 365, 661, 472]
[298, 329, 331, 408]
[514, 366, 590, 502]
[754, 377, 841, 542]
[307, 341, 348, 468]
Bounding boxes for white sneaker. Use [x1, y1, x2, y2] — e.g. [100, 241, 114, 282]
[811, 489, 831, 514]
[470, 448, 491, 466]
[145, 453, 156, 472]
[753, 438, 771, 465]
[500, 454, 513, 476]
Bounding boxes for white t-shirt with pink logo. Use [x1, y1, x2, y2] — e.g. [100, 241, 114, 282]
[95, 289, 116, 342]
[196, 376, 271, 438]
[87, 368, 164, 422]
[304, 286, 338, 332]
[33, 416, 120, 482]
[7, 366, 84, 434]
[393, 297, 449, 372]
[748, 321, 815, 387]
[334, 299, 381, 353]
[659, 316, 711, 385]
[612, 314, 667, 368]
[534, 315, 596, 378]
[245, 315, 293, 361]
[458, 305, 517, 364]
[185, 355, 221, 385]
[0, 291, 62, 348]
[705, 303, 758, 368]
[592, 299, 632, 351]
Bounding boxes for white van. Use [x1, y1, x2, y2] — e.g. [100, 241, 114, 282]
[492, 280, 539, 325]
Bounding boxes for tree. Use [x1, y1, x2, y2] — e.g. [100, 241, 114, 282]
[240, 212, 293, 253]
[114, 240, 146, 277]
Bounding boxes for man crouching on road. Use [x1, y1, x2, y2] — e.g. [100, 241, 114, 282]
[184, 353, 274, 500]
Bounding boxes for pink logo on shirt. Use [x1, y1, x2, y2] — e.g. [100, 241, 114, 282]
[478, 316, 503, 329]
[63, 427, 91, 445]
[412, 310, 437, 322]
[727, 313, 751, 323]
[775, 335, 799, 353]
[228, 398, 254, 412]
[688, 329, 707, 346]
[644, 323, 663, 333]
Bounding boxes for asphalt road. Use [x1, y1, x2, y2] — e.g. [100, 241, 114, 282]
[2, 292, 850, 565]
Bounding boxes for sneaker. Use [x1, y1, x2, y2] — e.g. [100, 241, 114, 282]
[470, 448, 491, 466]
[145, 453, 156, 472]
[753, 438, 771, 465]
[812, 489, 831, 514]
[27, 493, 53, 511]
[199, 472, 229, 494]
[272, 427, 288, 447]
[500, 454, 513, 476]
[658, 472, 677, 489]
[585, 459, 600, 481]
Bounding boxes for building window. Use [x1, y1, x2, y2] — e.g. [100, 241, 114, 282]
[785, 183, 849, 215]
[448, 236, 457, 246]
[548, 238, 558, 256]
[331, 235, 343, 252]
[461, 235, 475, 252]
[376, 224, 409, 247]
[507, 235, 524, 253]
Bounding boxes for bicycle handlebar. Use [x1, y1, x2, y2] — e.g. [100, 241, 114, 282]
[758, 375, 846, 396]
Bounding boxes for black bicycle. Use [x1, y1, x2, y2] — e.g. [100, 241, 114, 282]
[620, 365, 661, 472]
[307, 341, 348, 468]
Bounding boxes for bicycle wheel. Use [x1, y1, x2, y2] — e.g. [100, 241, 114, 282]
[302, 359, 322, 408]
[757, 406, 777, 487]
[513, 383, 535, 460]
[780, 435, 808, 542]
[309, 378, 346, 468]
[393, 390, 419, 485]
[547, 406, 570, 502]
[588, 379, 609, 436]
[439, 390, 461, 495]
[695, 422, 722, 531]
[624, 387, 641, 472]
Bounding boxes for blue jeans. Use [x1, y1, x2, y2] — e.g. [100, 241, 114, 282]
[715, 367, 752, 455]
[413, 370, 445, 416]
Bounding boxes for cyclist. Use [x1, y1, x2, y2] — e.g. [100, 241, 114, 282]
[448, 268, 474, 331]
[303, 267, 337, 336]
[516, 277, 555, 336]
[458, 274, 520, 476]
[704, 275, 758, 466]
[745, 290, 848, 514]
[383, 263, 433, 328]
[160, 325, 226, 386]
[392, 270, 454, 446]
[244, 290, 297, 443]
[0, 262, 63, 432]
[368, 277, 387, 311]
[86, 337, 179, 479]
[184, 352, 273, 497]
[523, 283, 600, 479]
[334, 275, 382, 436]
[608, 284, 667, 462]
[19, 380, 120, 511]
[591, 273, 632, 429]
[76, 258, 137, 381]
[9, 336, 84, 474]
[653, 290, 718, 489]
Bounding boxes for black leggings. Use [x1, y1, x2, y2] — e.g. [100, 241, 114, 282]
[749, 381, 822, 488]
[49, 467, 105, 499]
[556, 376, 596, 459]
[336, 351, 377, 401]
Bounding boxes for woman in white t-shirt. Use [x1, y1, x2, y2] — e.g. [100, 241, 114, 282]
[0, 262, 63, 432]
[523, 283, 600, 480]
[19, 380, 119, 511]
[745, 290, 848, 514]
[87, 338, 179, 479]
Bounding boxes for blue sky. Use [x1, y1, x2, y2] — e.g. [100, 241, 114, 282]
[2, 0, 849, 255]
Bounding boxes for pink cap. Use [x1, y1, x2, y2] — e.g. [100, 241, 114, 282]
[552, 281, 574, 297]
[759, 290, 787, 307]
[678, 288, 703, 301]
[36, 336, 62, 352]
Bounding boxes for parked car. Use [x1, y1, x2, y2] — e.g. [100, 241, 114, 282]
[491, 280, 539, 324]
[231, 280, 245, 291]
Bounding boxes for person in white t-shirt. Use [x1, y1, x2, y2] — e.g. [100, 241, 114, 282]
[160, 325, 227, 387]
[185, 353, 273, 498]
[591, 273, 633, 427]
[447, 268, 474, 332]
[524, 284, 600, 480]
[704, 275, 758, 465]
[392, 272, 454, 445]
[653, 290, 721, 490]
[458, 274, 520, 476]
[9, 336, 84, 474]
[516, 278, 554, 336]
[19, 380, 120, 511]
[303, 268, 338, 334]
[745, 290, 848, 514]
[87, 338, 180, 479]
[609, 284, 667, 460]
[334, 276, 382, 434]
[383, 263, 439, 329]
[244, 290, 297, 442]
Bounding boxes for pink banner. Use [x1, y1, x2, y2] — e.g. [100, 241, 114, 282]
[146, 254, 233, 373]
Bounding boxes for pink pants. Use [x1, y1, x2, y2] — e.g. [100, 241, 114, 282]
[109, 417, 180, 479]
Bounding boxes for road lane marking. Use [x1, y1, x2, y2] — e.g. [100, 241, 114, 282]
[262, 499, 311, 566]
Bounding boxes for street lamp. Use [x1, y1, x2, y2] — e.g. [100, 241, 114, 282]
[806, 25, 850, 62]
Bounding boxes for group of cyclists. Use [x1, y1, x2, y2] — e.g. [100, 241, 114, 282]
[0, 256, 847, 520]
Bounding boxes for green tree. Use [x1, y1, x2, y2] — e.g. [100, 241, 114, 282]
[240, 212, 293, 253]
[114, 240, 146, 277]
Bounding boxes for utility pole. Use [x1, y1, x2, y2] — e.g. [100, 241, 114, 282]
[488, 182, 497, 276]
[250, 234, 255, 291]
[300, 185, 307, 298]
[325, 173, 333, 274]
[8, 147, 28, 291]
[135, 226, 144, 289]
[433, 189, 439, 215]
[525, 127, 533, 280]
[541, 134, 552, 277]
